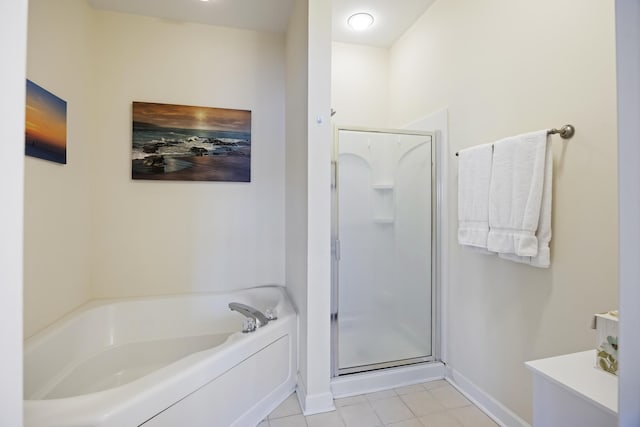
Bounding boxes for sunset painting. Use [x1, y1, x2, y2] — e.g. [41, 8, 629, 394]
[132, 102, 251, 182]
[25, 80, 67, 164]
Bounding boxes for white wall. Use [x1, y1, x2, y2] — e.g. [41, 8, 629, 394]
[389, 0, 618, 422]
[0, 0, 27, 423]
[285, 0, 334, 413]
[286, 0, 334, 412]
[24, 0, 96, 338]
[304, 0, 334, 413]
[331, 42, 390, 128]
[90, 11, 286, 298]
[615, 0, 640, 425]
[285, 0, 310, 400]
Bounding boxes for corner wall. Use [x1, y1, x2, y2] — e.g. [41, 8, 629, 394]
[285, 0, 333, 413]
[24, 0, 96, 337]
[389, 0, 618, 422]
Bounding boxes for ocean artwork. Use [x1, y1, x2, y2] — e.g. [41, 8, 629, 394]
[25, 80, 67, 164]
[132, 102, 251, 182]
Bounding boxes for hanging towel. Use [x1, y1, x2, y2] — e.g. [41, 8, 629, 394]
[457, 143, 493, 250]
[499, 135, 553, 267]
[487, 130, 549, 257]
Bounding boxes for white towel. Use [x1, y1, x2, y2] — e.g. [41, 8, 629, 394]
[487, 130, 549, 257]
[499, 136, 553, 268]
[457, 143, 493, 250]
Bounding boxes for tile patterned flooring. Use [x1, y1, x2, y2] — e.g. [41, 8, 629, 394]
[259, 380, 499, 427]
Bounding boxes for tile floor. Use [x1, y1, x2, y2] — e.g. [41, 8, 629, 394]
[258, 380, 499, 427]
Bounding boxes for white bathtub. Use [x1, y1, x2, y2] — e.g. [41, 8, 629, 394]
[24, 286, 297, 427]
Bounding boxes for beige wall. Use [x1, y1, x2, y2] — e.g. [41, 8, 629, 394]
[304, 0, 333, 408]
[389, 0, 618, 422]
[90, 11, 286, 298]
[24, 0, 95, 337]
[285, 0, 310, 396]
[286, 0, 334, 411]
[24, 1, 287, 334]
[331, 42, 390, 128]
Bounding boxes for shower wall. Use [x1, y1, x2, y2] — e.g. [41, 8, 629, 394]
[336, 129, 433, 372]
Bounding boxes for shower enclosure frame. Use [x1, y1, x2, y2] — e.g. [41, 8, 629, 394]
[331, 125, 440, 377]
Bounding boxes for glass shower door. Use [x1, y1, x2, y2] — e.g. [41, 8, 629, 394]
[333, 127, 435, 375]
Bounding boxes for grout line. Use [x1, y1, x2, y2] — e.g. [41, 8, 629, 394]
[271, 414, 308, 426]
[333, 404, 348, 427]
[267, 382, 492, 427]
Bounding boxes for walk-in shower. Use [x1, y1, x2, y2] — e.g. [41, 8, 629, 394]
[331, 127, 438, 377]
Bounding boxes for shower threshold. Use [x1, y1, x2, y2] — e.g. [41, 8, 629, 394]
[330, 360, 446, 398]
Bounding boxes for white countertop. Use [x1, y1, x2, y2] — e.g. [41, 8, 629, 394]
[526, 350, 618, 415]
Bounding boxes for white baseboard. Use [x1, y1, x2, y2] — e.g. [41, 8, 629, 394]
[446, 366, 531, 427]
[296, 373, 336, 416]
[331, 362, 446, 398]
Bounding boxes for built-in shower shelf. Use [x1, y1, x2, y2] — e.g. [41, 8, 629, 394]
[373, 217, 394, 224]
[372, 184, 394, 190]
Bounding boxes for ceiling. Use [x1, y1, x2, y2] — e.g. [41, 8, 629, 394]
[86, 0, 436, 48]
[332, 0, 436, 47]
[86, 0, 295, 34]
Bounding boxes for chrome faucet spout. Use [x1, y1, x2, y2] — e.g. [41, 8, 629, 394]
[228, 302, 270, 328]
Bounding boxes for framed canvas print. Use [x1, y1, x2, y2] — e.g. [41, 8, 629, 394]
[25, 79, 67, 164]
[132, 102, 251, 182]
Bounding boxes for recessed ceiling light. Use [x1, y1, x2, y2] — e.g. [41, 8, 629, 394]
[347, 13, 374, 31]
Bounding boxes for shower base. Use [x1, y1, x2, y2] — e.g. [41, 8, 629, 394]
[337, 317, 431, 372]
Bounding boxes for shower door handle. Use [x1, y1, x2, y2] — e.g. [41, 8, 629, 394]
[332, 239, 341, 261]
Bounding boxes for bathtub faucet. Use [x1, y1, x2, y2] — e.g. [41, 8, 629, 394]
[228, 302, 270, 332]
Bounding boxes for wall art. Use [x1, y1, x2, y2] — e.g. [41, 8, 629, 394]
[132, 102, 251, 182]
[25, 79, 67, 164]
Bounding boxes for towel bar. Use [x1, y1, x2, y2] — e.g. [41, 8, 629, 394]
[547, 124, 575, 139]
[455, 124, 575, 156]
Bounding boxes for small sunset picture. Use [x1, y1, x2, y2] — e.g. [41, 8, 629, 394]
[25, 79, 67, 164]
[132, 101, 251, 182]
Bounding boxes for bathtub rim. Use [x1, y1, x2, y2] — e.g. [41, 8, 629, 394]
[24, 284, 288, 353]
[23, 285, 296, 427]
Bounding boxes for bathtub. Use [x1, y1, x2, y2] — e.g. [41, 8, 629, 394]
[24, 285, 297, 427]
